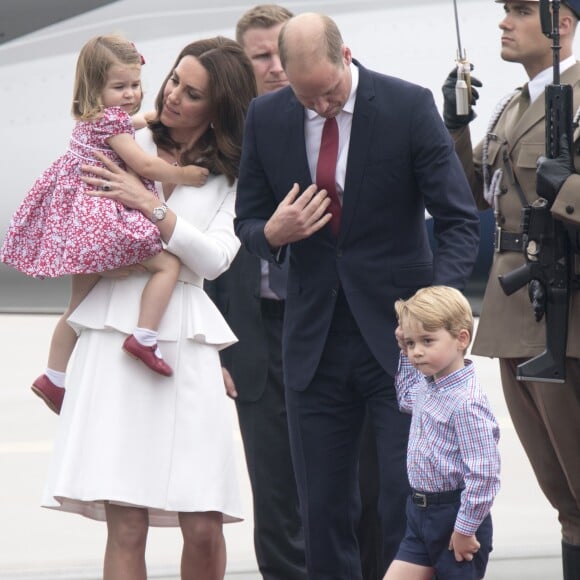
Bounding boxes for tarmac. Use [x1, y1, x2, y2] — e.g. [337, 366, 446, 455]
[0, 314, 565, 579]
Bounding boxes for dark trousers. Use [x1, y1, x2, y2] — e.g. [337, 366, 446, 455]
[235, 307, 306, 579]
[286, 295, 411, 579]
[358, 412, 384, 579]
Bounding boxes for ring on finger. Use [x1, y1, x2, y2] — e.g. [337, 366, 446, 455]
[102, 181, 112, 192]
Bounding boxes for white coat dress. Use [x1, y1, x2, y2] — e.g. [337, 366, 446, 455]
[41, 130, 243, 526]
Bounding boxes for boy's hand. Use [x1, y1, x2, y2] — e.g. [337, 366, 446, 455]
[448, 530, 480, 562]
[395, 325, 407, 356]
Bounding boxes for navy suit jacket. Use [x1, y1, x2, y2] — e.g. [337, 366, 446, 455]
[235, 61, 479, 391]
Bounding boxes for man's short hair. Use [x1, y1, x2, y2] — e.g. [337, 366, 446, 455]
[236, 4, 294, 45]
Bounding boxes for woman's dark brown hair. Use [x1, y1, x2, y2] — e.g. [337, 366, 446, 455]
[149, 37, 257, 185]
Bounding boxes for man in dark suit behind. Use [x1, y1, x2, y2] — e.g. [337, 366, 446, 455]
[205, 6, 306, 580]
[234, 12, 480, 579]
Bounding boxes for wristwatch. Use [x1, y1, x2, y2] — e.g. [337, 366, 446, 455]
[151, 203, 168, 223]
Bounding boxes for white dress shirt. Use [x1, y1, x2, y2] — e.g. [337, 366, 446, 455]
[528, 55, 576, 103]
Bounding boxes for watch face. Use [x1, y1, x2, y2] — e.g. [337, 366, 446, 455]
[152, 205, 166, 221]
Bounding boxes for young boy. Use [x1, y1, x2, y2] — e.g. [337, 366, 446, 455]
[384, 286, 500, 580]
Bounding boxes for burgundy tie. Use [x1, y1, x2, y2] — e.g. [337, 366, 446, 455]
[316, 117, 341, 236]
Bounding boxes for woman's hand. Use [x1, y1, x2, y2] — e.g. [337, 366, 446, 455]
[221, 367, 238, 399]
[81, 151, 158, 216]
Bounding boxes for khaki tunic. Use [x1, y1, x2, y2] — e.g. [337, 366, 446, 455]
[453, 62, 580, 359]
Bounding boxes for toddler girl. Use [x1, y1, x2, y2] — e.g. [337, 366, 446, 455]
[1, 35, 209, 413]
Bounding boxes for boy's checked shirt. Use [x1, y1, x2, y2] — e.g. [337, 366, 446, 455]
[396, 355, 501, 536]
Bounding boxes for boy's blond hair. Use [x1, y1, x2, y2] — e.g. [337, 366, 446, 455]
[72, 34, 143, 121]
[395, 286, 474, 349]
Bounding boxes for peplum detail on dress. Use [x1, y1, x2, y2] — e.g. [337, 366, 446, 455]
[68, 273, 237, 349]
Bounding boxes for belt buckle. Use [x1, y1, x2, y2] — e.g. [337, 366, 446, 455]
[413, 492, 427, 508]
[494, 226, 502, 253]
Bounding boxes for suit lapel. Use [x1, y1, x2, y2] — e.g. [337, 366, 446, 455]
[283, 94, 312, 191]
[507, 88, 543, 147]
[340, 64, 376, 240]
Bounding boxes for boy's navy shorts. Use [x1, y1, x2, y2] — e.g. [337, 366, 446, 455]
[394, 490, 493, 579]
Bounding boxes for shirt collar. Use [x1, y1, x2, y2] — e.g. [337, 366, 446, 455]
[528, 55, 576, 103]
[425, 358, 474, 390]
[305, 61, 359, 121]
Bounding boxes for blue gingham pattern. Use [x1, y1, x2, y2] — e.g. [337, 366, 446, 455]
[396, 355, 501, 535]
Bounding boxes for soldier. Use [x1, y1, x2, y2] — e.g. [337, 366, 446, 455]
[442, 1, 580, 577]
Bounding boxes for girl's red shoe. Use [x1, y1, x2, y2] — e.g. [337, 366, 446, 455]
[122, 335, 173, 377]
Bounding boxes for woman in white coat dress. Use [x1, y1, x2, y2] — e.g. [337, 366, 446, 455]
[42, 37, 257, 580]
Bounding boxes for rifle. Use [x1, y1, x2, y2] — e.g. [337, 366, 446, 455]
[497, 0, 572, 383]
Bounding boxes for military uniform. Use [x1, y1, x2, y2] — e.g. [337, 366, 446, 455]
[453, 62, 580, 553]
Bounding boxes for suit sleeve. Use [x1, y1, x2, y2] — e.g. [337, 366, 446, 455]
[412, 89, 480, 289]
[235, 99, 285, 262]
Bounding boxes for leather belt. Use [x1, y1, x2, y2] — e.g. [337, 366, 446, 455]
[494, 227, 524, 253]
[411, 488, 462, 508]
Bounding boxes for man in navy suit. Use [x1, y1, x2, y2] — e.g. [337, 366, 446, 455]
[209, 6, 386, 579]
[235, 12, 480, 579]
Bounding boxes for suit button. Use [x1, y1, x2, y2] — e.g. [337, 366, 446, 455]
[331, 288, 338, 297]
[337, 249, 343, 258]
[566, 205, 575, 214]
